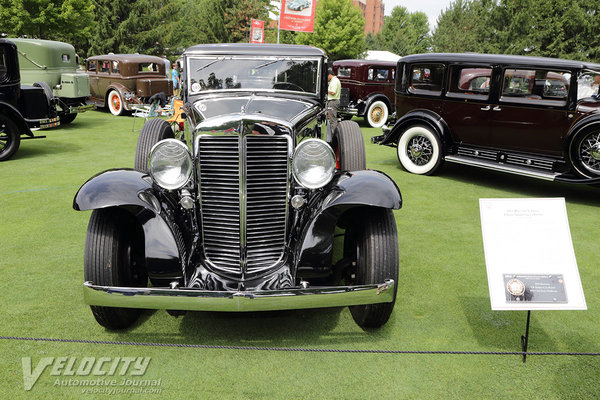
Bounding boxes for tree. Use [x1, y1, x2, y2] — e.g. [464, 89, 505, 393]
[295, 0, 365, 61]
[377, 6, 431, 56]
[0, 0, 95, 55]
[432, 0, 498, 53]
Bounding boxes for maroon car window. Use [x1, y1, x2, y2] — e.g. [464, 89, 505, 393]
[501, 68, 569, 106]
[368, 68, 389, 81]
[337, 67, 351, 78]
[447, 66, 491, 100]
[409, 64, 445, 95]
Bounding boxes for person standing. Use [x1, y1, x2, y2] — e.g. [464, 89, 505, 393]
[327, 67, 341, 140]
[172, 63, 181, 97]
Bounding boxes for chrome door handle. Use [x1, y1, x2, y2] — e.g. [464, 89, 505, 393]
[481, 105, 491, 111]
[493, 106, 502, 111]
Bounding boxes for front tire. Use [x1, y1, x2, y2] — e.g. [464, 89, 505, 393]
[346, 208, 399, 328]
[0, 115, 21, 162]
[570, 128, 600, 178]
[366, 100, 389, 128]
[396, 125, 443, 175]
[107, 90, 124, 116]
[84, 208, 147, 330]
[333, 120, 366, 171]
[134, 118, 174, 172]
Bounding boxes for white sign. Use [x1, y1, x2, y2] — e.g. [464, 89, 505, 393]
[480, 198, 586, 310]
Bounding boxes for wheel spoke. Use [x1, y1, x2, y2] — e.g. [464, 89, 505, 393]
[579, 132, 600, 173]
[407, 135, 433, 165]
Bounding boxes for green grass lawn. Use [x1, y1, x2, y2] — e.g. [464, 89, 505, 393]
[1, 111, 599, 399]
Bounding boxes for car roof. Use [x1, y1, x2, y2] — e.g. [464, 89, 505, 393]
[333, 59, 397, 68]
[399, 53, 600, 71]
[87, 54, 164, 63]
[184, 43, 325, 57]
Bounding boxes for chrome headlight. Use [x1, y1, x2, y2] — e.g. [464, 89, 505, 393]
[292, 138, 335, 189]
[148, 139, 193, 190]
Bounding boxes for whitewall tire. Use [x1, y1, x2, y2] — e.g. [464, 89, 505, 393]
[396, 125, 443, 175]
[366, 100, 388, 128]
[107, 90, 124, 116]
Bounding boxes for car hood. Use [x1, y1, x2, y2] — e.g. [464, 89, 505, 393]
[191, 94, 322, 131]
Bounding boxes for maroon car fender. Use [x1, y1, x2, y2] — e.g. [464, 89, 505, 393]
[361, 93, 392, 116]
[73, 169, 184, 281]
[381, 109, 451, 149]
[295, 170, 402, 273]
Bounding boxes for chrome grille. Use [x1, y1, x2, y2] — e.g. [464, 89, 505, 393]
[197, 134, 290, 277]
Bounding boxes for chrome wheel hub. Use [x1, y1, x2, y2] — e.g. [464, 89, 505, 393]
[579, 132, 600, 173]
[406, 135, 433, 166]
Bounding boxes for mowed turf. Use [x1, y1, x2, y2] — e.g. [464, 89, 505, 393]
[1, 110, 599, 399]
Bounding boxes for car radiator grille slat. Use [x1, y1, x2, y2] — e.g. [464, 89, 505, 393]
[198, 135, 289, 277]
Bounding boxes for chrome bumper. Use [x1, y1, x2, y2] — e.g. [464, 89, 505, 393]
[83, 280, 395, 312]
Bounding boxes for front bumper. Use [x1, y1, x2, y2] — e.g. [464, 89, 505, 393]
[83, 280, 395, 312]
[68, 104, 96, 114]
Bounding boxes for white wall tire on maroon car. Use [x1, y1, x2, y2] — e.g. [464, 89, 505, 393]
[396, 125, 443, 175]
[107, 90, 124, 116]
[366, 100, 388, 128]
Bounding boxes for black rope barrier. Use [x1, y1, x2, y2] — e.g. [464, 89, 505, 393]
[2, 336, 599, 357]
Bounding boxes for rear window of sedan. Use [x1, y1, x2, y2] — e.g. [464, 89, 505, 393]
[408, 64, 445, 95]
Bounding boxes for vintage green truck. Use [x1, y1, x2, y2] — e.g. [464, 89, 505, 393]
[9, 38, 94, 124]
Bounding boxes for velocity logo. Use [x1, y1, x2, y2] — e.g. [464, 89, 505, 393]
[22, 357, 151, 390]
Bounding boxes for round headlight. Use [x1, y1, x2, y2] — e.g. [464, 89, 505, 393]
[292, 138, 335, 189]
[148, 139, 193, 190]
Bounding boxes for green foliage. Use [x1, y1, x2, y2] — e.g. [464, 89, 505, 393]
[432, 0, 600, 62]
[295, 0, 365, 61]
[0, 0, 95, 56]
[376, 6, 431, 55]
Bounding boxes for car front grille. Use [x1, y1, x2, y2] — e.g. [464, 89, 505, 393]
[197, 135, 290, 278]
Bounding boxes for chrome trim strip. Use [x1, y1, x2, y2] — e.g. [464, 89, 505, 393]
[83, 280, 395, 312]
[445, 155, 560, 181]
[239, 127, 248, 277]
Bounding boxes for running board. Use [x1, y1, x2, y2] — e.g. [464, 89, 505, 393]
[445, 155, 560, 181]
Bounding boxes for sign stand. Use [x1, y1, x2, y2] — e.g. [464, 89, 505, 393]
[520, 310, 531, 363]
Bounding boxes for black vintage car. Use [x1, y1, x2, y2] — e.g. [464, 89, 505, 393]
[74, 44, 402, 329]
[0, 39, 60, 161]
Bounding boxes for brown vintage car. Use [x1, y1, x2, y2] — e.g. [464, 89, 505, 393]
[86, 54, 172, 115]
[372, 53, 600, 183]
[333, 59, 396, 128]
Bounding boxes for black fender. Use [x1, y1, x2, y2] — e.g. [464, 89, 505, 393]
[360, 93, 392, 117]
[0, 102, 33, 137]
[566, 114, 600, 151]
[74, 169, 184, 281]
[295, 170, 402, 273]
[379, 109, 451, 149]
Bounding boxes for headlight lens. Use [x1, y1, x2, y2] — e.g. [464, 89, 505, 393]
[148, 139, 192, 190]
[292, 138, 335, 189]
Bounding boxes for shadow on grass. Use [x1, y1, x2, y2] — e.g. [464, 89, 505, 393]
[435, 163, 600, 207]
[459, 296, 556, 352]
[14, 136, 82, 160]
[109, 307, 397, 347]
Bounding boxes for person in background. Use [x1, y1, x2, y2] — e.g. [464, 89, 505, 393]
[172, 63, 181, 97]
[327, 67, 341, 140]
[162, 56, 171, 79]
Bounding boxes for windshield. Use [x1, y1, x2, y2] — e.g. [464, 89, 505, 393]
[187, 56, 321, 95]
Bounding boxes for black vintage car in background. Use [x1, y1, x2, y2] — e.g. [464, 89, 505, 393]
[74, 43, 403, 329]
[0, 38, 60, 161]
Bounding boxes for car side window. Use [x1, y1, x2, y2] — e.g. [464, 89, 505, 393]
[112, 61, 119, 74]
[87, 60, 97, 72]
[368, 68, 389, 81]
[447, 66, 492, 100]
[501, 68, 569, 106]
[62, 54, 70, 63]
[100, 60, 110, 73]
[577, 71, 600, 100]
[337, 67, 351, 78]
[408, 64, 445, 95]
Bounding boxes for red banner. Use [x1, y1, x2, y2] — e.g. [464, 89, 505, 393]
[250, 19, 265, 43]
[279, 0, 316, 33]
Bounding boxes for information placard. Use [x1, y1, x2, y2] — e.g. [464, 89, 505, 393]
[480, 198, 586, 310]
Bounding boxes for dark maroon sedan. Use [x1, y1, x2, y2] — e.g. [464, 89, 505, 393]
[372, 53, 600, 183]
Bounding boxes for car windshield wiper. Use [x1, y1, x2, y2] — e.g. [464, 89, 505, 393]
[196, 57, 226, 72]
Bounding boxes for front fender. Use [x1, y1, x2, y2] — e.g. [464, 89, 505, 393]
[74, 169, 183, 281]
[379, 109, 449, 147]
[0, 102, 33, 137]
[296, 170, 401, 272]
